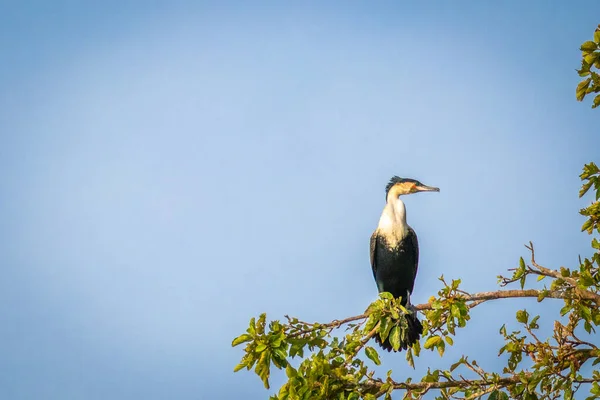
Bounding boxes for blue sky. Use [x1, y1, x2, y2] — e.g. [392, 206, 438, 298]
[1, 1, 598, 399]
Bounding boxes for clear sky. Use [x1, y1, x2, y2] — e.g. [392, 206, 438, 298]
[1, 1, 598, 399]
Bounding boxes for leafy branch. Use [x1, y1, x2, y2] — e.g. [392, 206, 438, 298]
[577, 25, 600, 108]
[232, 159, 600, 399]
[232, 26, 600, 400]
[232, 234, 600, 399]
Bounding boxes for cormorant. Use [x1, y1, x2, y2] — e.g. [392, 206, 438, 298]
[370, 176, 439, 352]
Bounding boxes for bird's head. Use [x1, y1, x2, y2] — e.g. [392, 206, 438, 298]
[385, 176, 440, 201]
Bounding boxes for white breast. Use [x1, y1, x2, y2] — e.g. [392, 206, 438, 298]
[377, 199, 409, 249]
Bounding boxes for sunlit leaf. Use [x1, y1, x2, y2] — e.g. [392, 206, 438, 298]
[437, 341, 445, 357]
[424, 335, 442, 350]
[516, 310, 529, 324]
[581, 41, 598, 51]
[233, 362, 246, 372]
[378, 317, 393, 341]
[232, 334, 254, 347]
[365, 346, 381, 366]
[364, 313, 379, 333]
[389, 326, 401, 351]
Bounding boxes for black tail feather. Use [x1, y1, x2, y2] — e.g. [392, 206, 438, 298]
[374, 313, 423, 352]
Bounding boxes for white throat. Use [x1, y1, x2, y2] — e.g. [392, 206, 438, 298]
[377, 197, 409, 246]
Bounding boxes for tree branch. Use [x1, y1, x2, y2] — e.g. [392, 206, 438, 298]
[292, 287, 592, 331]
[525, 242, 578, 286]
[414, 289, 567, 311]
[376, 373, 598, 393]
[388, 374, 523, 391]
[524, 242, 600, 304]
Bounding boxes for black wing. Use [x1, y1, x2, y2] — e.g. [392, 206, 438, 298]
[370, 230, 378, 280]
[407, 227, 419, 279]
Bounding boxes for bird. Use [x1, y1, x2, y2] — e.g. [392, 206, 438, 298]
[370, 176, 439, 352]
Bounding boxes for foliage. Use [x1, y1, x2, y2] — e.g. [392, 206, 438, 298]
[576, 24, 600, 108]
[233, 26, 600, 399]
[581, 162, 600, 235]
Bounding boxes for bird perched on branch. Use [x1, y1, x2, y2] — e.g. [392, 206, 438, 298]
[370, 176, 439, 352]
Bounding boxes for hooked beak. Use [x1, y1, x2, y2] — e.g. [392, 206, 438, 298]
[415, 184, 440, 193]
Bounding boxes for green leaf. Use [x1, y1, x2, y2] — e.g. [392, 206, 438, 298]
[577, 78, 592, 101]
[269, 333, 283, 348]
[580, 272, 594, 287]
[445, 336, 454, 346]
[580, 180, 594, 197]
[450, 304, 461, 319]
[424, 335, 442, 350]
[247, 320, 257, 338]
[345, 340, 361, 353]
[273, 348, 288, 368]
[233, 362, 246, 372]
[412, 337, 421, 357]
[450, 358, 464, 372]
[232, 334, 254, 347]
[580, 305, 592, 321]
[584, 52, 599, 65]
[397, 303, 408, 314]
[582, 219, 593, 233]
[406, 347, 414, 368]
[366, 299, 383, 313]
[581, 41, 598, 52]
[536, 290, 547, 302]
[389, 326, 401, 351]
[255, 351, 271, 389]
[379, 292, 394, 300]
[255, 343, 267, 353]
[581, 162, 600, 177]
[364, 313, 379, 333]
[257, 313, 267, 335]
[378, 317, 393, 341]
[499, 324, 506, 335]
[516, 310, 529, 324]
[529, 315, 540, 330]
[593, 94, 600, 109]
[285, 364, 297, 378]
[437, 340, 445, 357]
[364, 346, 381, 366]
[578, 60, 591, 76]
[565, 387, 573, 400]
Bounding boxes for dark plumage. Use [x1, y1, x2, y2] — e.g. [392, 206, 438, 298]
[370, 227, 419, 299]
[370, 176, 439, 352]
[370, 228, 422, 351]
